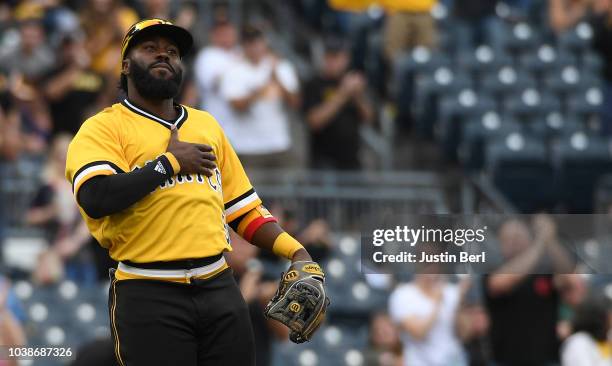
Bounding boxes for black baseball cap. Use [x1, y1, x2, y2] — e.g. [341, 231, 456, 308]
[121, 18, 193, 61]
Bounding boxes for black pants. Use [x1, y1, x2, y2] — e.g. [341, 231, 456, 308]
[109, 268, 256, 366]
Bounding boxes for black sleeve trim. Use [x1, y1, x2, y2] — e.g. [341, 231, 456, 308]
[228, 212, 248, 231]
[224, 188, 256, 210]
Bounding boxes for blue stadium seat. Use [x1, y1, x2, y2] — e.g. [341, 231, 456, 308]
[414, 67, 473, 137]
[503, 88, 562, 120]
[527, 112, 584, 140]
[455, 45, 513, 77]
[553, 132, 612, 213]
[436, 19, 473, 55]
[393, 48, 452, 134]
[519, 44, 577, 77]
[567, 86, 604, 119]
[460, 112, 522, 171]
[581, 51, 604, 74]
[327, 280, 388, 321]
[438, 90, 497, 160]
[486, 133, 557, 212]
[490, 22, 541, 55]
[479, 66, 537, 100]
[558, 21, 595, 56]
[394, 47, 453, 77]
[544, 66, 601, 97]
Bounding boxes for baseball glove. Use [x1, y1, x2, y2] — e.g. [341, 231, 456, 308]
[264, 261, 330, 343]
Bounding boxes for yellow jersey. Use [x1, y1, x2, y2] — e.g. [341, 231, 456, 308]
[65, 99, 261, 263]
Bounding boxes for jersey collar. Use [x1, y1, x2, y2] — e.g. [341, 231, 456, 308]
[121, 99, 188, 129]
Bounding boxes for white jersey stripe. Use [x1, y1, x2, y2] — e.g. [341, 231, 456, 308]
[73, 164, 117, 192]
[225, 192, 259, 216]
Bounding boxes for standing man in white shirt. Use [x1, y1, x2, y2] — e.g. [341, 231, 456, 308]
[193, 18, 240, 138]
[389, 273, 469, 366]
[221, 25, 300, 170]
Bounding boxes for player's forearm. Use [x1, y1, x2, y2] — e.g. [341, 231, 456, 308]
[77, 154, 176, 219]
[251, 222, 312, 261]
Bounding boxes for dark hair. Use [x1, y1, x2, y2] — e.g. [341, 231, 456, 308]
[323, 35, 349, 54]
[241, 24, 263, 43]
[572, 295, 610, 341]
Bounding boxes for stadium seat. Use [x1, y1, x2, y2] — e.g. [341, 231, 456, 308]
[558, 21, 595, 56]
[393, 48, 452, 134]
[460, 112, 522, 171]
[414, 67, 473, 137]
[553, 132, 612, 213]
[394, 47, 453, 77]
[503, 88, 562, 120]
[327, 280, 388, 322]
[479, 66, 537, 100]
[438, 90, 497, 160]
[519, 44, 577, 77]
[527, 112, 584, 140]
[436, 19, 473, 55]
[490, 22, 541, 55]
[544, 65, 601, 97]
[455, 45, 513, 77]
[486, 133, 557, 212]
[567, 86, 604, 119]
[581, 51, 604, 74]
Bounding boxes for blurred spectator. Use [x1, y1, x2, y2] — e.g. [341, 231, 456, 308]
[303, 38, 373, 170]
[296, 218, 332, 262]
[549, 0, 591, 33]
[194, 19, 240, 135]
[0, 277, 26, 366]
[268, 204, 332, 263]
[556, 274, 589, 339]
[389, 273, 469, 366]
[591, 1, 612, 135]
[364, 312, 403, 366]
[226, 233, 289, 366]
[41, 34, 105, 136]
[456, 302, 491, 366]
[79, 0, 137, 101]
[484, 216, 574, 366]
[221, 25, 300, 170]
[451, 0, 497, 45]
[140, 0, 171, 19]
[0, 18, 55, 80]
[138, 0, 204, 47]
[381, 0, 438, 62]
[561, 295, 612, 366]
[26, 134, 96, 285]
[0, 92, 22, 161]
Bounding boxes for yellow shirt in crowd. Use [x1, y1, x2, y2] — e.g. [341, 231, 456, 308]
[329, 0, 437, 13]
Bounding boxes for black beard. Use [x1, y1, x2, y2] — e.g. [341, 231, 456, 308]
[129, 59, 182, 100]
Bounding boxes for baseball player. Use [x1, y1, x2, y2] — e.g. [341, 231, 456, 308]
[65, 19, 328, 366]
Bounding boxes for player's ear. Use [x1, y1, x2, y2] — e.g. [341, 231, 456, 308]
[122, 58, 130, 76]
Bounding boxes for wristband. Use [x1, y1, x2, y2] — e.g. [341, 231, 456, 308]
[272, 232, 304, 260]
[162, 152, 181, 175]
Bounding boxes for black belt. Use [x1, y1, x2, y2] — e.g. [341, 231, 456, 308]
[122, 254, 224, 270]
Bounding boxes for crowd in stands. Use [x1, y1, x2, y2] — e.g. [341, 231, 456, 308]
[1, 0, 612, 365]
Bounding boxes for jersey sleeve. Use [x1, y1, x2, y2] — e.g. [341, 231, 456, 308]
[218, 127, 262, 223]
[65, 115, 130, 198]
